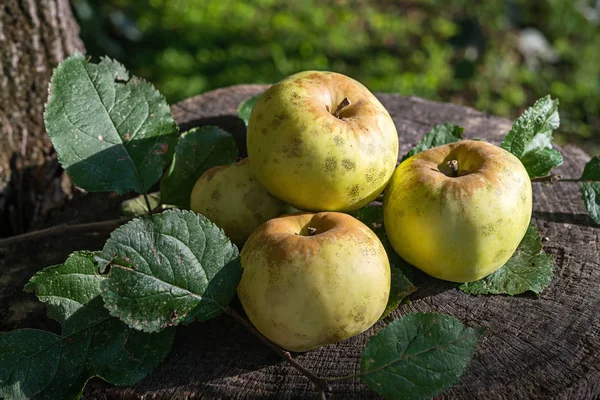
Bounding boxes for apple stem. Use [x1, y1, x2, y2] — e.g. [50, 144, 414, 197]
[333, 97, 351, 118]
[446, 159, 459, 177]
[307, 227, 318, 236]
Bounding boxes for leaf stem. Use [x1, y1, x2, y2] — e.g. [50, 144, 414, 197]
[531, 174, 596, 183]
[326, 371, 364, 382]
[222, 306, 331, 394]
[143, 192, 154, 215]
[0, 218, 131, 248]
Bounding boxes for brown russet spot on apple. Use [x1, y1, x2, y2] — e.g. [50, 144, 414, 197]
[324, 156, 338, 172]
[341, 158, 356, 171]
[211, 190, 220, 201]
[291, 138, 303, 158]
[333, 136, 345, 146]
[480, 218, 504, 237]
[271, 113, 287, 129]
[348, 304, 367, 323]
[347, 184, 361, 201]
[324, 329, 349, 345]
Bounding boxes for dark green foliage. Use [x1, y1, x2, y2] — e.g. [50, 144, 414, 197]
[74, 0, 600, 153]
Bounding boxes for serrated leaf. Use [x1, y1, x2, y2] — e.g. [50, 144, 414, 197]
[401, 123, 464, 162]
[501, 95, 562, 177]
[121, 192, 161, 216]
[237, 94, 261, 126]
[44, 53, 178, 194]
[160, 126, 238, 208]
[581, 156, 600, 181]
[98, 209, 241, 333]
[459, 225, 554, 295]
[0, 251, 174, 400]
[580, 157, 600, 225]
[353, 206, 416, 318]
[0, 330, 61, 400]
[520, 148, 563, 178]
[361, 312, 482, 400]
[581, 182, 600, 225]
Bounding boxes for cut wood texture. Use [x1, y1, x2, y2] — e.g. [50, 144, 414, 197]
[1, 85, 598, 399]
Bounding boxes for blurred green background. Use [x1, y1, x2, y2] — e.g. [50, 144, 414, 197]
[73, 0, 600, 154]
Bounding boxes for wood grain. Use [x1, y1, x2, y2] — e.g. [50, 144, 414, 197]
[2, 85, 598, 399]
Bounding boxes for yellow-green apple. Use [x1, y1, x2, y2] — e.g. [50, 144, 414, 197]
[383, 140, 532, 282]
[237, 212, 390, 352]
[190, 158, 293, 246]
[246, 71, 398, 212]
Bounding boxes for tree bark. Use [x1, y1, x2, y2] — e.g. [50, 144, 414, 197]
[0, 0, 84, 236]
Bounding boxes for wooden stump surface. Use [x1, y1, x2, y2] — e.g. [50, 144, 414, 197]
[1, 85, 599, 399]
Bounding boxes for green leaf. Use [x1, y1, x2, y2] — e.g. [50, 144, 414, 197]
[0, 330, 61, 400]
[401, 123, 464, 162]
[0, 251, 174, 400]
[581, 156, 600, 181]
[520, 148, 563, 178]
[580, 157, 600, 225]
[501, 95, 562, 177]
[98, 209, 241, 333]
[380, 267, 416, 320]
[581, 182, 600, 225]
[353, 206, 416, 318]
[121, 192, 161, 216]
[361, 312, 482, 400]
[160, 126, 238, 208]
[44, 53, 178, 194]
[459, 225, 554, 295]
[237, 94, 261, 126]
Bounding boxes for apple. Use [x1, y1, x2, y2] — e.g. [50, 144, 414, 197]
[246, 71, 398, 212]
[190, 158, 293, 246]
[237, 212, 390, 352]
[383, 140, 532, 283]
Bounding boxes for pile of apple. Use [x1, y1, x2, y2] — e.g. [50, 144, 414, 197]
[190, 71, 532, 352]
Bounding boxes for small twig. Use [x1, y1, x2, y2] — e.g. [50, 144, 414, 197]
[531, 174, 562, 183]
[0, 218, 131, 248]
[531, 174, 587, 183]
[143, 192, 154, 215]
[222, 306, 331, 394]
[326, 371, 364, 382]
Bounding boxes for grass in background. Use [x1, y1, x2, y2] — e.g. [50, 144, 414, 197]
[74, 0, 600, 154]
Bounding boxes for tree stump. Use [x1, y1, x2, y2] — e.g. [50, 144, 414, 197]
[2, 85, 599, 399]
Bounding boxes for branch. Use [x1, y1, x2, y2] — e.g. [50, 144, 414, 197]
[0, 218, 131, 248]
[531, 174, 562, 183]
[531, 174, 585, 183]
[222, 306, 331, 395]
